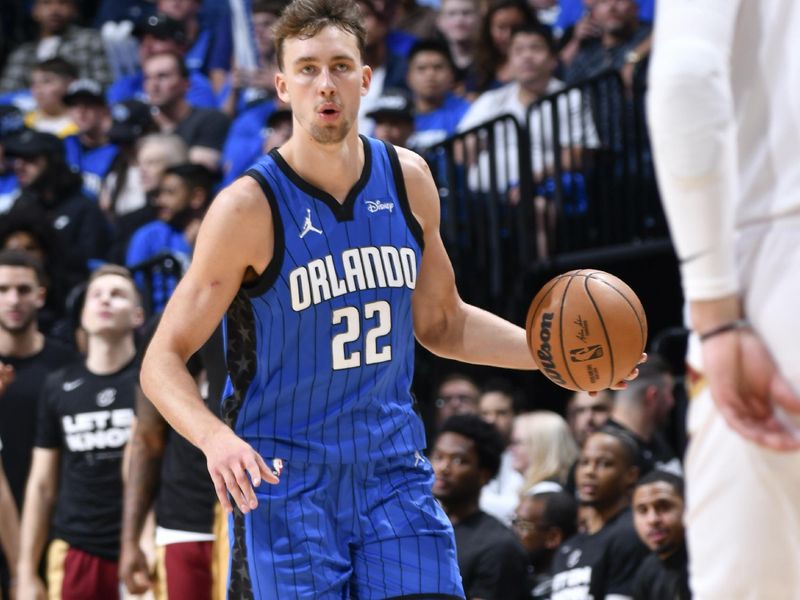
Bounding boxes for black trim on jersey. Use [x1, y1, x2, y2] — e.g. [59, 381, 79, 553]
[227, 508, 254, 600]
[268, 135, 373, 222]
[242, 168, 285, 298]
[382, 140, 425, 251]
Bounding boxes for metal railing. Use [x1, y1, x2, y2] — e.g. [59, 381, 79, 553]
[423, 70, 668, 313]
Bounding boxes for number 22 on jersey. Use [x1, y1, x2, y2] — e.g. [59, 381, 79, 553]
[331, 300, 392, 370]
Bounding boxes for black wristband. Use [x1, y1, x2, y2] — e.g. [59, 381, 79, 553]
[699, 319, 749, 342]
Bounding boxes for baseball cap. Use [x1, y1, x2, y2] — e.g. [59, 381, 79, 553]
[108, 100, 157, 144]
[366, 90, 414, 122]
[63, 79, 106, 106]
[3, 129, 64, 159]
[0, 106, 25, 141]
[134, 13, 187, 45]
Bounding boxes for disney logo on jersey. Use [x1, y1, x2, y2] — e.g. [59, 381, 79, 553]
[96, 387, 117, 407]
[365, 199, 394, 213]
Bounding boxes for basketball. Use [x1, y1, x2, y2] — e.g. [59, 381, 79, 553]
[525, 270, 647, 392]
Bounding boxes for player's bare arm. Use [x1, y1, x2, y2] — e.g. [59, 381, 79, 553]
[17, 448, 59, 599]
[119, 387, 166, 594]
[399, 147, 537, 370]
[140, 177, 279, 514]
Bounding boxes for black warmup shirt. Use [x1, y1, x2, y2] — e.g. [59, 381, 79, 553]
[550, 507, 649, 600]
[35, 360, 137, 560]
[0, 339, 77, 508]
[454, 510, 530, 600]
[632, 545, 691, 600]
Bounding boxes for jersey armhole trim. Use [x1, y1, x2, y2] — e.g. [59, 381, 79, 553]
[241, 169, 285, 298]
[383, 141, 425, 251]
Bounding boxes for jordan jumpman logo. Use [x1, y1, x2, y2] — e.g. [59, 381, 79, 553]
[299, 208, 323, 238]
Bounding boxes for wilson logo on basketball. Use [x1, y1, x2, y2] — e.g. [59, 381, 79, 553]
[569, 345, 604, 362]
[537, 312, 567, 386]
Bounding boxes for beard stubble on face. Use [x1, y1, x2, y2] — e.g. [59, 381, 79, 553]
[309, 117, 352, 145]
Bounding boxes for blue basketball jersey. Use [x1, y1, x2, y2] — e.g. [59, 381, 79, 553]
[221, 136, 427, 464]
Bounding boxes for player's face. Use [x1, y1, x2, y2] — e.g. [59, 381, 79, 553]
[633, 482, 685, 557]
[509, 32, 556, 87]
[575, 432, 637, 507]
[431, 432, 487, 503]
[407, 51, 454, 103]
[0, 266, 45, 334]
[154, 173, 193, 223]
[437, 0, 480, 44]
[512, 496, 550, 556]
[568, 391, 611, 445]
[479, 392, 514, 443]
[81, 274, 143, 336]
[275, 26, 370, 146]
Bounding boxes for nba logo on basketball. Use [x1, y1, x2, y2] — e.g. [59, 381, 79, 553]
[569, 345, 604, 362]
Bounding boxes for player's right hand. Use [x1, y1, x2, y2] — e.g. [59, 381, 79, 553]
[702, 327, 800, 451]
[201, 425, 280, 514]
[119, 542, 153, 594]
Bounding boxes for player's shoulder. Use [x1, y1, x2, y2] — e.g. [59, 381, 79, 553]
[206, 175, 272, 223]
[391, 145, 438, 227]
[392, 145, 432, 181]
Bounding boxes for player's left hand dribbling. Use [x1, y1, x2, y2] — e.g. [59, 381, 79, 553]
[201, 424, 280, 513]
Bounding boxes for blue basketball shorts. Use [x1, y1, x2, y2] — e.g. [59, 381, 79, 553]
[226, 451, 465, 599]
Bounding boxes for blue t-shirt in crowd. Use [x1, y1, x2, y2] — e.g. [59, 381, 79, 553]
[184, 16, 233, 74]
[408, 93, 471, 151]
[0, 173, 19, 213]
[126, 220, 192, 313]
[556, 0, 655, 32]
[63, 135, 119, 201]
[107, 71, 218, 109]
[220, 99, 277, 186]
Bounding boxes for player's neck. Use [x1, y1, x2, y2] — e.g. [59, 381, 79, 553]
[278, 133, 365, 205]
[84, 333, 137, 375]
[0, 326, 44, 358]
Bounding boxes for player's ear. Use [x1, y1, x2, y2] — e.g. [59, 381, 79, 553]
[361, 64, 372, 97]
[275, 70, 290, 104]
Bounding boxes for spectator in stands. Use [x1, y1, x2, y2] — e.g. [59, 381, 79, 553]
[432, 414, 530, 600]
[4, 129, 111, 267]
[0, 250, 77, 514]
[125, 163, 214, 313]
[24, 57, 79, 138]
[510, 410, 578, 492]
[99, 101, 160, 222]
[120, 324, 223, 599]
[155, 0, 233, 91]
[434, 372, 481, 429]
[107, 14, 218, 109]
[262, 108, 293, 154]
[558, 0, 602, 68]
[631, 470, 691, 600]
[474, 0, 537, 93]
[567, 389, 612, 446]
[436, 0, 481, 94]
[356, 0, 411, 134]
[477, 380, 525, 525]
[0, 209, 84, 344]
[550, 426, 649, 600]
[0, 106, 25, 212]
[62, 79, 118, 201]
[512, 484, 578, 600]
[16, 265, 142, 600]
[405, 39, 471, 151]
[606, 354, 681, 476]
[564, 0, 651, 91]
[0, 0, 112, 93]
[219, 0, 282, 117]
[392, 0, 439, 39]
[144, 51, 230, 172]
[367, 90, 416, 149]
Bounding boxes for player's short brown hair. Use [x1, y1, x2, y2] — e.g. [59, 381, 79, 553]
[273, 0, 366, 70]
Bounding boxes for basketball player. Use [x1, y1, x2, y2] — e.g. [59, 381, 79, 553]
[648, 1, 800, 598]
[141, 1, 638, 597]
